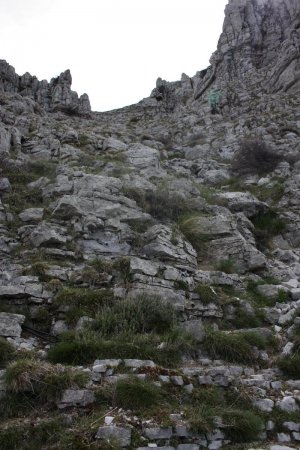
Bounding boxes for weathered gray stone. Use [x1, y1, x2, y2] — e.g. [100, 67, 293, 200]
[257, 285, 285, 299]
[30, 223, 67, 247]
[93, 359, 121, 368]
[102, 137, 128, 153]
[19, 208, 44, 222]
[144, 427, 173, 439]
[126, 143, 160, 169]
[0, 61, 91, 114]
[283, 422, 300, 432]
[208, 441, 223, 450]
[0, 312, 25, 337]
[177, 445, 199, 450]
[279, 309, 296, 325]
[292, 431, 300, 440]
[270, 446, 295, 450]
[0, 178, 11, 192]
[217, 191, 268, 218]
[51, 320, 68, 336]
[180, 319, 205, 342]
[95, 426, 131, 447]
[124, 359, 155, 368]
[143, 225, 197, 267]
[253, 398, 274, 412]
[171, 376, 184, 386]
[277, 433, 291, 442]
[290, 288, 300, 300]
[174, 425, 190, 437]
[75, 316, 93, 331]
[130, 257, 159, 276]
[57, 389, 94, 408]
[277, 397, 299, 412]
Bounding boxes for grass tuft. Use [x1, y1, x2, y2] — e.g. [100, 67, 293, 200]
[113, 376, 164, 411]
[0, 337, 15, 367]
[194, 283, 217, 304]
[4, 359, 88, 403]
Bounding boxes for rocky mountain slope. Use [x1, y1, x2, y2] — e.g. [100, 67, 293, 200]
[0, 0, 300, 449]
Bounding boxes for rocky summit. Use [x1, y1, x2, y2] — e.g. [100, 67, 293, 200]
[0, 0, 300, 449]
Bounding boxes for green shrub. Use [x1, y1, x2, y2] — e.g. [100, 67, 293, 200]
[113, 377, 164, 411]
[80, 257, 131, 286]
[246, 279, 290, 307]
[179, 215, 210, 254]
[186, 404, 216, 434]
[174, 279, 189, 291]
[248, 181, 285, 204]
[240, 331, 269, 350]
[203, 330, 258, 364]
[50, 295, 195, 367]
[111, 257, 131, 283]
[191, 386, 225, 407]
[48, 328, 195, 367]
[54, 287, 113, 324]
[4, 186, 43, 214]
[59, 433, 122, 450]
[22, 262, 51, 282]
[123, 187, 198, 221]
[277, 288, 289, 303]
[232, 307, 263, 329]
[0, 392, 37, 419]
[0, 419, 63, 450]
[291, 323, 300, 350]
[231, 139, 283, 176]
[223, 409, 263, 442]
[194, 283, 217, 304]
[92, 295, 176, 337]
[0, 337, 15, 367]
[278, 354, 300, 379]
[252, 211, 287, 239]
[216, 258, 237, 274]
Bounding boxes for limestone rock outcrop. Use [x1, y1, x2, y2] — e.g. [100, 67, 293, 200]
[0, 60, 91, 115]
[200, 0, 300, 95]
[1, 1, 300, 448]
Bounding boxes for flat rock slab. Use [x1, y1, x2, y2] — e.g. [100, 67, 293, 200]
[270, 446, 295, 450]
[124, 359, 156, 368]
[143, 427, 173, 439]
[93, 359, 121, 367]
[95, 426, 131, 447]
[0, 312, 25, 337]
[19, 208, 44, 222]
[177, 445, 199, 450]
[57, 389, 95, 409]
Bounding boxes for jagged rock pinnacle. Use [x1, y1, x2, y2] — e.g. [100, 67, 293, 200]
[0, 60, 91, 115]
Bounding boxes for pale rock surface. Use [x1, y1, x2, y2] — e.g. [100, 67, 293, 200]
[0, 312, 25, 337]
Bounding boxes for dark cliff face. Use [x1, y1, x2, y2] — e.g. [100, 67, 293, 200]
[0, 60, 91, 115]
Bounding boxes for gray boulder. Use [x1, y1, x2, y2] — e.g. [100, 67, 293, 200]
[144, 427, 173, 439]
[95, 426, 131, 447]
[19, 208, 44, 222]
[0, 178, 11, 192]
[0, 312, 25, 337]
[217, 192, 268, 218]
[57, 389, 95, 409]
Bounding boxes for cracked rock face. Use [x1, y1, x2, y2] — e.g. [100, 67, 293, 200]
[194, 0, 300, 98]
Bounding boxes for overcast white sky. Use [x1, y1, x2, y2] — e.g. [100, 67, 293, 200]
[1, 0, 228, 112]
